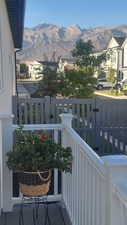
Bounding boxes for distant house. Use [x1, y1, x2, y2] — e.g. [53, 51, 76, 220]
[39, 61, 58, 71]
[19, 60, 43, 80]
[58, 57, 76, 72]
[102, 36, 127, 80]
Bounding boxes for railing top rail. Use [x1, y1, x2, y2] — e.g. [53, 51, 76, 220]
[12, 124, 63, 131]
[51, 97, 94, 104]
[113, 183, 127, 209]
[0, 114, 14, 120]
[66, 126, 105, 175]
[18, 98, 46, 103]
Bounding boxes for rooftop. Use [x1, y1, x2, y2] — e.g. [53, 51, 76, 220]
[114, 36, 126, 46]
[6, 0, 26, 48]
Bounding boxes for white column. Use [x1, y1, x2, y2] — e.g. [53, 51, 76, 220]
[60, 113, 73, 128]
[102, 155, 127, 225]
[54, 130, 59, 195]
[59, 113, 73, 202]
[0, 120, 2, 215]
[0, 115, 13, 212]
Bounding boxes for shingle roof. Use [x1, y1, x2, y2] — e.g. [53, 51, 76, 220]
[5, 0, 26, 48]
[114, 36, 126, 46]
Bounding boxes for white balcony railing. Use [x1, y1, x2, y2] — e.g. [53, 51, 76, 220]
[1, 114, 127, 225]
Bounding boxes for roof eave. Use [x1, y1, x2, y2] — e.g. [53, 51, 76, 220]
[5, 0, 26, 48]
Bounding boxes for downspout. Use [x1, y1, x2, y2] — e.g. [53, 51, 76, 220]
[15, 49, 22, 97]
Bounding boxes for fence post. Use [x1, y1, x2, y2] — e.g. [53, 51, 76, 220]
[59, 114, 73, 202]
[60, 113, 73, 148]
[44, 96, 51, 123]
[54, 130, 59, 195]
[60, 113, 73, 129]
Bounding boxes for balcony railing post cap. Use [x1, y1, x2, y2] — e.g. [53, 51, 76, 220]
[59, 113, 74, 119]
[102, 155, 127, 167]
[59, 113, 73, 127]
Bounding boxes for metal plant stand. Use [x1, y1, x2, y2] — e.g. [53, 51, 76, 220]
[19, 196, 51, 225]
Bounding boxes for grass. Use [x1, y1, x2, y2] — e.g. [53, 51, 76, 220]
[95, 89, 125, 96]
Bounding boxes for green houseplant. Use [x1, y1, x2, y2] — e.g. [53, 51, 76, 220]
[7, 127, 72, 196]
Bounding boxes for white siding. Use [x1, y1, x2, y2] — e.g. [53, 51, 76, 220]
[0, 0, 16, 212]
[0, 0, 16, 115]
[123, 43, 127, 68]
[108, 37, 119, 49]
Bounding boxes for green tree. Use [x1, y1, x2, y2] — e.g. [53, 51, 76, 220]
[62, 39, 105, 98]
[72, 39, 106, 68]
[106, 67, 116, 89]
[20, 63, 28, 74]
[63, 67, 96, 98]
[32, 67, 65, 97]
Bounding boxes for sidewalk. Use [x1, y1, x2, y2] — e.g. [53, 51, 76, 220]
[95, 91, 127, 99]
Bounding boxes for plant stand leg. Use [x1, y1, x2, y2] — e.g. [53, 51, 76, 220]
[44, 201, 51, 225]
[32, 198, 40, 225]
[57, 202, 66, 225]
[19, 198, 24, 225]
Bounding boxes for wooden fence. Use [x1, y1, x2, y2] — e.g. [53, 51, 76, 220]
[13, 96, 95, 128]
[13, 96, 127, 156]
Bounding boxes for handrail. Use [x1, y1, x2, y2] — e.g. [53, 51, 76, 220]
[66, 126, 105, 175]
[114, 183, 127, 208]
[12, 123, 63, 131]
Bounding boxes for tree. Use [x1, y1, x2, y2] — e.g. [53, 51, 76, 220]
[62, 67, 96, 98]
[32, 67, 65, 97]
[20, 63, 28, 74]
[72, 39, 106, 68]
[62, 39, 105, 98]
[106, 67, 116, 89]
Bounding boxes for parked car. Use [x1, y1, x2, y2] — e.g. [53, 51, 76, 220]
[95, 79, 121, 90]
[94, 79, 113, 90]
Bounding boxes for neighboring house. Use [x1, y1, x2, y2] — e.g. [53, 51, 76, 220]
[100, 36, 127, 80]
[58, 57, 76, 72]
[19, 60, 43, 80]
[0, 0, 25, 212]
[39, 61, 58, 71]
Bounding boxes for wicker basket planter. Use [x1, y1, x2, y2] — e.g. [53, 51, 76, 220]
[18, 170, 52, 196]
[7, 128, 72, 198]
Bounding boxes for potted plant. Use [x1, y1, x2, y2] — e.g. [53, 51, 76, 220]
[6, 127, 72, 197]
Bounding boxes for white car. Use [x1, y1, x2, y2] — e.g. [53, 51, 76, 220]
[95, 79, 113, 90]
[95, 79, 121, 90]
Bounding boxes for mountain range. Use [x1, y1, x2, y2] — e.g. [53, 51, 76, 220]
[18, 24, 127, 61]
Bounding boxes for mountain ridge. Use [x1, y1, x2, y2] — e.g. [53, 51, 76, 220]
[18, 24, 127, 61]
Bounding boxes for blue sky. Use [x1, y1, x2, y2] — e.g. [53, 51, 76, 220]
[25, 0, 127, 28]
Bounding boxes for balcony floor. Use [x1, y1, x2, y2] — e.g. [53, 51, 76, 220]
[0, 201, 71, 225]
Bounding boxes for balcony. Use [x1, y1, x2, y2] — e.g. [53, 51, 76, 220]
[0, 113, 127, 225]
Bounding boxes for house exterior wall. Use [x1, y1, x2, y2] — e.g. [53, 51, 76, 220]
[99, 37, 127, 81]
[0, 0, 16, 212]
[107, 37, 119, 49]
[123, 42, 127, 68]
[0, 0, 16, 115]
